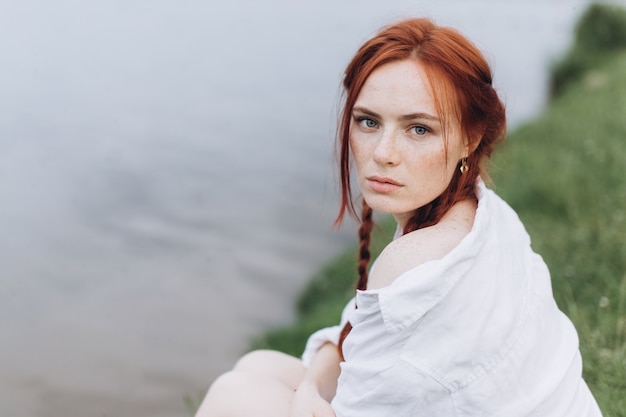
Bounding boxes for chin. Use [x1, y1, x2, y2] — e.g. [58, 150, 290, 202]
[363, 195, 404, 215]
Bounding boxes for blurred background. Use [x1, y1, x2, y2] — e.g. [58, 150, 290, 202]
[0, 0, 594, 416]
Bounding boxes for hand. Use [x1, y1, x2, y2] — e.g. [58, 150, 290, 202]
[289, 380, 336, 417]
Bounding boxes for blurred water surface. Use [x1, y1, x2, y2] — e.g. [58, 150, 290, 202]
[0, 0, 588, 416]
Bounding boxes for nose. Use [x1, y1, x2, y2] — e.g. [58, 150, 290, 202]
[373, 128, 401, 166]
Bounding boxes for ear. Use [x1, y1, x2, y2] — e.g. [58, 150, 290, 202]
[464, 129, 483, 155]
[459, 134, 468, 159]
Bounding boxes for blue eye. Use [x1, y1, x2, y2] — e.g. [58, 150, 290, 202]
[361, 118, 377, 128]
[412, 126, 428, 135]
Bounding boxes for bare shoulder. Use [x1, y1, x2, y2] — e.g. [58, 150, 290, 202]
[368, 199, 477, 290]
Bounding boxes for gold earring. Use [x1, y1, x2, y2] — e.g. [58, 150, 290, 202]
[459, 157, 468, 174]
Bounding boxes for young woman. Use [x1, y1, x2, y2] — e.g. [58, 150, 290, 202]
[195, 18, 602, 417]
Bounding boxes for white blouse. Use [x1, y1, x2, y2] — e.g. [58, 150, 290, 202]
[302, 183, 602, 417]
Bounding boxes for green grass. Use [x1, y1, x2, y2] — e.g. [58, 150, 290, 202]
[550, 3, 626, 97]
[492, 52, 626, 415]
[251, 19, 626, 417]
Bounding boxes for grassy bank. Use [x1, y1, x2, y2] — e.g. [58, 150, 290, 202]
[252, 4, 626, 415]
[491, 55, 626, 416]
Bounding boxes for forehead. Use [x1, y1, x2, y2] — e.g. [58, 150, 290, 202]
[355, 59, 436, 115]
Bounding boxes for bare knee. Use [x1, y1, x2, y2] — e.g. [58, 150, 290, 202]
[207, 371, 246, 401]
[234, 350, 305, 389]
[234, 350, 289, 371]
[195, 370, 293, 417]
[195, 371, 247, 416]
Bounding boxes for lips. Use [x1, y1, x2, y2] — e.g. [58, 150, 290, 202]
[366, 176, 403, 193]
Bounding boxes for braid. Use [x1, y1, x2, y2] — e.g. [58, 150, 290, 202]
[357, 201, 374, 291]
[338, 200, 373, 359]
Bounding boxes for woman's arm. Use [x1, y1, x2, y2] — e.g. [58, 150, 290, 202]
[302, 342, 342, 400]
[291, 342, 341, 417]
[292, 296, 353, 416]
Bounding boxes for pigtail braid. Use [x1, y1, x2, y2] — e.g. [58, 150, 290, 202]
[338, 200, 373, 359]
[356, 200, 374, 291]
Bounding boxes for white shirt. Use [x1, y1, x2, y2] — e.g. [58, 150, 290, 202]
[302, 183, 602, 417]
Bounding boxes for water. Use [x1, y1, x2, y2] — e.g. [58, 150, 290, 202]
[0, 0, 590, 416]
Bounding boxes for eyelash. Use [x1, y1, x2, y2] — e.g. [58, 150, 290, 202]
[355, 116, 378, 129]
[411, 125, 429, 136]
[354, 116, 430, 137]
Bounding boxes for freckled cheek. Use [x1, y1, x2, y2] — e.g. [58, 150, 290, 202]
[349, 135, 369, 170]
[408, 147, 448, 175]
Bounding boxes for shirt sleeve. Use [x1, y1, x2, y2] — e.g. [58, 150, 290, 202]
[301, 297, 355, 367]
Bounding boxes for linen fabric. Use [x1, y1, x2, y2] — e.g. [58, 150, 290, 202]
[301, 183, 602, 417]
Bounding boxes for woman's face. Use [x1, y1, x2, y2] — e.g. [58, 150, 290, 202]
[349, 59, 468, 228]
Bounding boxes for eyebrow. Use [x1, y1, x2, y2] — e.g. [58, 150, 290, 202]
[352, 106, 441, 123]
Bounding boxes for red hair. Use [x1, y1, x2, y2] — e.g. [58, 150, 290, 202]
[336, 18, 506, 356]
